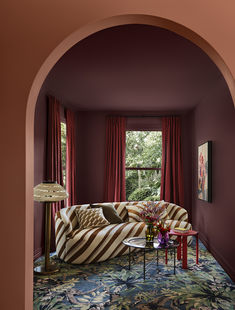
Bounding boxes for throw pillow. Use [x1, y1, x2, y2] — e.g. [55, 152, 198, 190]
[90, 204, 123, 224]
[76, 208, 110, 229]
[73, 205, 90, 229]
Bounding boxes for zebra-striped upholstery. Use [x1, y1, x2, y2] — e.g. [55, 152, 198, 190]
[55, 201, 192, 264]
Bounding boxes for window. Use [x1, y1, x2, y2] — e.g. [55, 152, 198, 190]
[61, 121, 67, 187]
[125, 131, 162, 201]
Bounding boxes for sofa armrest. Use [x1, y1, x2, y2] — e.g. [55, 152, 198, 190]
[55, 209, 73, 259]
[166, 203, 188, 222]
[55, 204, 90, 259]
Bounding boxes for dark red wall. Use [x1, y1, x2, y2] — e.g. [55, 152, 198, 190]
[76, 112, 106, 204]
[182, 111, 194, 221]
[192, 77, 235, 281]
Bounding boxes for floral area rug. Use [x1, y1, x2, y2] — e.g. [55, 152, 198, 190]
[34, 240, 235, 310]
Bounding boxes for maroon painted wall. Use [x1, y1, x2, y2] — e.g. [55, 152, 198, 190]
[76, 112, 106, 204]
[182, 111, 194, 221]
[192, 77, 235, 281]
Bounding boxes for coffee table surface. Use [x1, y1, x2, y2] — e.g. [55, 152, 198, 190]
[123, 237, 178, 249]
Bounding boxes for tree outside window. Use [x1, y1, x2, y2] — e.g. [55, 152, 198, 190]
[125, 131, 162, 201]
[61, 121, 67, 187]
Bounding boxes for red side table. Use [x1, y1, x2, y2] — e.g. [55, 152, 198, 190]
[169, 229, 199, 269]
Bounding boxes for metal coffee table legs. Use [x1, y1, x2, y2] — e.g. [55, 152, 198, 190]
[128, 247, 131, 270]
[128, 247, 176, 280]
[174, 247, 176, 274]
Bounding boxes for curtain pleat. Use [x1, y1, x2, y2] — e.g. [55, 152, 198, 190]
[104, 116, 126, 202]
[160, 116, 184, 206]
[46, 95, 64, 251]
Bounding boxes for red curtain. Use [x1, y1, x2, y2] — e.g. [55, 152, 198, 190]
[160, 116, 184, 206]
[46, 95, 64, 251]
[104, 116, 126, 202]
[65, 109, 76, 206]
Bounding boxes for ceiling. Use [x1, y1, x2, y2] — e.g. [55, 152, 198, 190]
[42, 24, 223, 112]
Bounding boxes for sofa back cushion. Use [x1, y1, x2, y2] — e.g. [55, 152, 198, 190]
[126, 201, 170, 222]
[113, 201, 147, 221]
[113, 202, 130, 221]
[126, 204, 145, 222]
[91, 203, 123, 224]
[166, 203, 188, 222]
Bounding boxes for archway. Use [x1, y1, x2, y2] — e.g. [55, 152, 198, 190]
[26, 14, 235, 308]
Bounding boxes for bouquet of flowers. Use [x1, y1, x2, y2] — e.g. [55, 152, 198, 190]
[155, 221, 170, 235]
[155, 220, 171, 246]
[140, 201, 167, 225]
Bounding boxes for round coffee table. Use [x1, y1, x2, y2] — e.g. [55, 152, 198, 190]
[123, 237, 179, 280]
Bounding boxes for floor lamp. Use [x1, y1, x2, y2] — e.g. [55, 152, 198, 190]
[34, 181, 68, 275]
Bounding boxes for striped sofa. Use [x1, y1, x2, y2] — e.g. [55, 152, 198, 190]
[55, 201, 192, 264]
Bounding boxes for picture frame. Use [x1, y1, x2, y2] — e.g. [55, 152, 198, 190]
[198, 141, 212, 202]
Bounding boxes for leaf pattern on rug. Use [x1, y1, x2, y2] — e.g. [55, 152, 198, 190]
[34, 241, 235, 310]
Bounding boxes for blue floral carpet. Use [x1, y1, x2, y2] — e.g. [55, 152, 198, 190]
[34, 241, 235, 309]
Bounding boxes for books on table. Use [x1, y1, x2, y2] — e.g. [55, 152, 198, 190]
[173, 227, 190, 234]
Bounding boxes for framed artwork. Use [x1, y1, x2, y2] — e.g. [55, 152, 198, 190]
[198, 141, 212, 202]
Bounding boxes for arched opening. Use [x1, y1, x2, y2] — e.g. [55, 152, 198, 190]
[27, 14, 235, 308]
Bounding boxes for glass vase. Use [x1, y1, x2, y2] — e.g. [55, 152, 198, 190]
[158, 231, 169, 246]
[146, 223, 154, 244]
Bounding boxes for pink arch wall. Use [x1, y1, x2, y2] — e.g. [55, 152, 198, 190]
[1, 3, 235, 309]
[27, 13, 235, 307]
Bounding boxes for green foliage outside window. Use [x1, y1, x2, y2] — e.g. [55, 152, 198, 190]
[125, 131, 162, 201]
[61, 122, 66, 187]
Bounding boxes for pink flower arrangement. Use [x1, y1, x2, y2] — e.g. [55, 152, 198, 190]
[140, 201, 167, 225]
[156, 222, 170, 235]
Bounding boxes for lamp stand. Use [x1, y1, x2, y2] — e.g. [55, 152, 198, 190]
[34, 202, 59, 275]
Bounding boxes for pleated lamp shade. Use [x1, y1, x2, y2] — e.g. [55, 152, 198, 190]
[34, 181, 69, 202]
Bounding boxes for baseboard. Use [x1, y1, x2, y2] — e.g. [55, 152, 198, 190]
[199, 231, 235, 282]
[34, 247, 44, 261]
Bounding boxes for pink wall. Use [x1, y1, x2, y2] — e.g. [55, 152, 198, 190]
[1, 2, 235, 310]
[34, 91, 47, 259]
[192, 77, 235, 281]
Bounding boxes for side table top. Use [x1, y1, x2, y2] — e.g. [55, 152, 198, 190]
[169, 229, 198, 236]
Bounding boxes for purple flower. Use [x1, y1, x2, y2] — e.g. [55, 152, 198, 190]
[141, 201, 167, 224]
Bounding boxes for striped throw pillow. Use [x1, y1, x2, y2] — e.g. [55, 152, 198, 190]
[76, 208, 110, 229]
